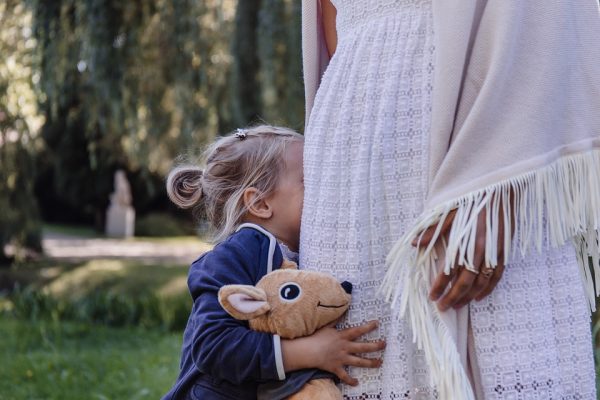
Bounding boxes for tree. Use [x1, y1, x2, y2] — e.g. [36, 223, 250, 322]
[0, 0, 304, 245]
[31, 0, 236, 226]
[0, 1, 43, 262]
[230, 0, 262, 126]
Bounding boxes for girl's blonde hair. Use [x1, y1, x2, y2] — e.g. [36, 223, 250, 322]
[166, 125, 303, 242]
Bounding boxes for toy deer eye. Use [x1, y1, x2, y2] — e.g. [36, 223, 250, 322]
[279, 282, 302, 302]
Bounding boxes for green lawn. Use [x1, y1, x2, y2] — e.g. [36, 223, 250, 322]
[1, 259, 193, 331]
[0, 317, 182, 400]
[1, 253, 598, 397]
[42, 224, 100, 238]
[2, 258, 190, 299]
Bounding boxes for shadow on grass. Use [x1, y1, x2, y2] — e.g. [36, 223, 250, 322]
[1, 259, 192, 331]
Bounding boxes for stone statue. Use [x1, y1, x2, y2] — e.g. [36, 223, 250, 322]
[105, 170, 135, 238]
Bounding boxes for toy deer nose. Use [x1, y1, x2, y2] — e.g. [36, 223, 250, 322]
[341, 281, 353, 294]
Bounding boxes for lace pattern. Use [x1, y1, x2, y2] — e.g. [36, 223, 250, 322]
[300, 0, 595, 398]
[301, 1, 436, 397]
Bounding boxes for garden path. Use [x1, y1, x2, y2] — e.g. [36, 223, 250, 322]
[42, 231, 211, 265]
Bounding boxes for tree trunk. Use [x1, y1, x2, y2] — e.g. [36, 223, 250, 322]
[231, 0, 262, 126]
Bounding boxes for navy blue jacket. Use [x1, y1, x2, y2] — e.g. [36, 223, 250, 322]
[162, 226, 285, 400]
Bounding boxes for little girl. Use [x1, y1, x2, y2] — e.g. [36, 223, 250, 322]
[162, 125, 385, 400]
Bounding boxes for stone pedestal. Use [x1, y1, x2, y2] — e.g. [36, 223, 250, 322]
[105, 205, 135, 238]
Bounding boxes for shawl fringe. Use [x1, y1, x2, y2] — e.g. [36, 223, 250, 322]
[381, 149, 600, 400]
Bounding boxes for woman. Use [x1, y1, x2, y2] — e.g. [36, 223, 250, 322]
[300, 0, 600, 398]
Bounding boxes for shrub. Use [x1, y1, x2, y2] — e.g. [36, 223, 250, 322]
[7, 285, 191, 331]
[134, 213, 195, 237]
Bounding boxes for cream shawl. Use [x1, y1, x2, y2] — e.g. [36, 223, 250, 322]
[302, 1, 600, 399]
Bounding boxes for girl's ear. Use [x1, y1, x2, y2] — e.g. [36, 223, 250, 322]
[243, 187, 273, 219]
[218, 285, 270, 320]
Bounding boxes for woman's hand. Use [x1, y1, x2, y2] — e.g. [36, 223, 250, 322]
[412, 193, 514, 311]
[281, 320, 385, 386]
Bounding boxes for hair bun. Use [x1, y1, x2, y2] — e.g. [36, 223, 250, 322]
[166, 166, 204, 209]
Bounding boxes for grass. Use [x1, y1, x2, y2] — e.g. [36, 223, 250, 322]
[4, 259, 190, 296]
[1, 236, 598, 396]
[2, 258, 193, 331]
[0, 227, 205, 399]
[42, 223, 100, 238]
[0, 316, 182, 400]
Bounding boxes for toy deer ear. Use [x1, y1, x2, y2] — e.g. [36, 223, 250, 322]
[280, 260, 298, 270]
[218, 285, 270, 320]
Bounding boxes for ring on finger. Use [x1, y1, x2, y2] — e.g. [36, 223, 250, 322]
[480, 266, 494, 278]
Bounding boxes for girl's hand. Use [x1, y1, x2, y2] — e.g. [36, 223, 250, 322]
[281, 320, 385, 386]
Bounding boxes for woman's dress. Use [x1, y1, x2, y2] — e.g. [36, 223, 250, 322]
[300, 0, 596, 398]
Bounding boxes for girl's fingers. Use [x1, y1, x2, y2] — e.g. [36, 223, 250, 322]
[342, 320, 379, 340]
[345, 355, 383, 369]
[348, 339, 386, 354]
[336, 368, 358, 386]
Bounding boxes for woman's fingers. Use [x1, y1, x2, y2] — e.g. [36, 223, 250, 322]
[475, 263, 504, 301]
[436, 268, 477, 311]
[412, 209, 456, 247]
[425, 190, 514, 309]
[429, 267, 455, 301]
[453, 265, 493, 308]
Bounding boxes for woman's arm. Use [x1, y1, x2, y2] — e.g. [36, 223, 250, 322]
[321, 0, 337, 57]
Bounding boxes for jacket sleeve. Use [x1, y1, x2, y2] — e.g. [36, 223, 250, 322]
[186, 237, 285, 384]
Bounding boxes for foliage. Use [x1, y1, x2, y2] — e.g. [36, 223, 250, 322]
[0, 316, 181, 399]
[42, 223, 98, 238]
[31, 0, 238, 227]
[134, 212, 195, 237]
[8, 286, 190, 331]
[228, 0, 304, 131]
[256, 0, 304, 130]
[3, 258, 192, 331]
[1, 0, 304, 237]
[0, 1, 44, 262]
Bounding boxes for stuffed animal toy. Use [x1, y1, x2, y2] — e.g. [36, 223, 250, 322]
[218, 260, 353, 400]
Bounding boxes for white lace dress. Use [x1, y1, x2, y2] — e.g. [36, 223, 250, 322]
[300, 0, 596, 398]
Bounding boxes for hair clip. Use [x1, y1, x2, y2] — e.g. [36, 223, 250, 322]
[234, 128, 247, 140]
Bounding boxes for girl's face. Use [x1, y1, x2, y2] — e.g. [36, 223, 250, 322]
[268, 141, 304, 252]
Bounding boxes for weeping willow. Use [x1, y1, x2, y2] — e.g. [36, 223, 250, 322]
[0, 1, 44, 262]
[31, 0, 238, 225]
[1, 0, 303, 249]
[230, 0, 304, 130]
